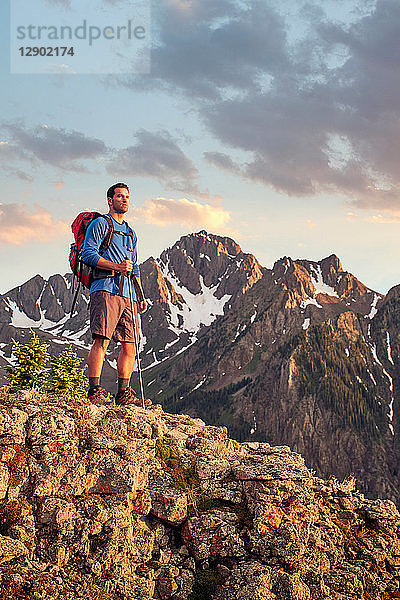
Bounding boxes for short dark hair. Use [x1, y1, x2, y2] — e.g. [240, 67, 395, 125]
[107, 182, 129, 199]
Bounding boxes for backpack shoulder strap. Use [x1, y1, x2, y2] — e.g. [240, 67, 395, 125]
[99, 214, 114, 255]
[125, 222, 135, 244]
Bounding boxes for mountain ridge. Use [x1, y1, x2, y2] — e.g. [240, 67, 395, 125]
[0, 230, 398, 504]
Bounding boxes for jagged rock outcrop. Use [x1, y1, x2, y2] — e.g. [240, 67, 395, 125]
[0, 390, 399, 600]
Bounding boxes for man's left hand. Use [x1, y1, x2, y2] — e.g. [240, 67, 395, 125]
[138, 299, 148, 314]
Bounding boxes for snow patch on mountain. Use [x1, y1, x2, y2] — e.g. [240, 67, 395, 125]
[386, 332, 394, 366]
[370, 343, 382, 366]
[301, 298, 322, 309]
[6, 299, 64, 331]
[190, 377, 206, 393]
[367, 369, 377, 385]
[62, 325, 91, 349]
[370, 341, 395, 435]
[365, 293, 380, 319]
[159, 259, 231, 335]
[384, 369, 395, 436]
[310, 265, 338, 297]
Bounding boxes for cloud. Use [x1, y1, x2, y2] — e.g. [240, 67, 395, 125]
[0, 203, 68, 246]
[0, 142, 34, 181]
[203, 151, 239, 172]
[1, 124, 202, 192]
[201, 0, 400, 208]
[368, 213, 400, 223]
[120, 0, 400, 212]
[135, 196, 231, 229]
[0, 140, 32, 165]
[122, 0, 289, 100]
[345, 209, 400, 223]
[2, 123, 107, 171]
[107, 130, 199, 193]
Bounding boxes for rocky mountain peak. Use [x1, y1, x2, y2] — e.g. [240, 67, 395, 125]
[4, 273, 73, 327]
[272, 257, 320, 306]
[320, 253, 343, 276]
[158, 231, 263, 302]
[5, 274, 47, 321]
[185, 230, 242, 257]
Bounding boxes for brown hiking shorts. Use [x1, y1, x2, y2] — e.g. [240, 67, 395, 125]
[89, 291, 139, 343]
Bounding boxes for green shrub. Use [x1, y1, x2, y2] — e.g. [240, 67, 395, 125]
[5, 335, 88, 398]
[48, 346, 87, 397]
[6, 333, 49, 391]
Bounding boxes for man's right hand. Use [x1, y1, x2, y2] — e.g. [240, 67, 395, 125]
[119, 258, 133, 275]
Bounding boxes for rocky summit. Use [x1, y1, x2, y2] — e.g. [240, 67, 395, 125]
[0, 390, 399, 599]
[1, 230, 400, 504]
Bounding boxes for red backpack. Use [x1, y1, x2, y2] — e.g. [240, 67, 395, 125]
[69, 212, 114, 314]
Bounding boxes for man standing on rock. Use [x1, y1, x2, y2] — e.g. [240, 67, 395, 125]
[82, 182, 149, 406]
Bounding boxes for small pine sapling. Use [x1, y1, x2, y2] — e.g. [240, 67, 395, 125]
[6, 333, 50, 391]
[49, 345, 88, 397]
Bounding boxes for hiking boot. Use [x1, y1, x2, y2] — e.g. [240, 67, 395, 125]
[115, 387, 152, 408]
[87, 387, 110, 406]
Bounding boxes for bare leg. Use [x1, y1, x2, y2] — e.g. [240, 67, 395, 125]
[87, 336, 110, 378]
[117, 342, 136, 379]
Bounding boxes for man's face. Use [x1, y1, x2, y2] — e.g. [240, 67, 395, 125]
[108, 187, 130, 214]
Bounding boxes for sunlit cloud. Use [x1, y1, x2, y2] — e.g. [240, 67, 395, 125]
[346, 208, 400, 223]
[0, 203, 68, 246]
[135, 196, 231, 229]
[368, 213, 400, 224]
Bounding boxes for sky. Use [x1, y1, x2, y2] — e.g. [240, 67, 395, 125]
[1, 0, 400, 295]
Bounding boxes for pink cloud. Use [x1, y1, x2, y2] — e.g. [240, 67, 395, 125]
[0, 203, 68, 246]
[135, 196, 231, 229]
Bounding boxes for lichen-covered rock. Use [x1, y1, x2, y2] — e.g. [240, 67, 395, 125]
[27, 411, 75, 444]
[214, 561, 275, 599]
[200, 479, 243, 503]
[0, 462, 9, 499]
[0, 408, 28, 445]
[195, 458, 231, 480]
[0, 535, 28, 563]
[233, 452, 309, 480]
[271, 571, 311, 600]
[182, 510, 246, 562]
[150, 482, 188, 525]
[0, 391, 397, 600]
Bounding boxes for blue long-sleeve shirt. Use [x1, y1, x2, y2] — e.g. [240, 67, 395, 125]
[82, 214, 140, 300]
